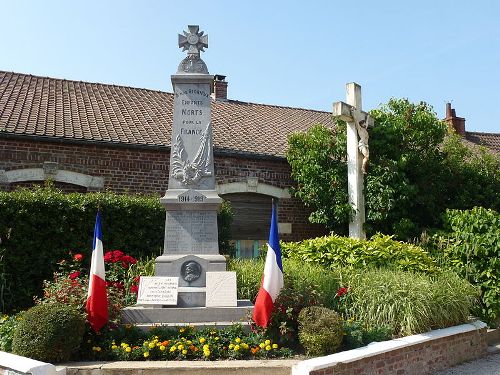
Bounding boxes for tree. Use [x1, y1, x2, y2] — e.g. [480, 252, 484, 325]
[287, 98, 499, 239]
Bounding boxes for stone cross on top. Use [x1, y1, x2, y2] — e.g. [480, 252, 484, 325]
[178, 25, 208, 56]
[333, 83, 374, 240]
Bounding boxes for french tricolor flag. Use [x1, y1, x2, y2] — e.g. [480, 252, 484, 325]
[252, 201, 284, 327]
[86, 211, 108, 332]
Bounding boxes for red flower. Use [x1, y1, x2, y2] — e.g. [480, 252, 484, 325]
[112, 250, 124, 260]
[69, 271, 80, 280]
[130, 285, 139, 294]
[133, 276, 141, 284]
[103, 252, 113, 263]
[336, 287, 348, 297]
[113, 281, 124, 290]
[73, 253, 83, 262]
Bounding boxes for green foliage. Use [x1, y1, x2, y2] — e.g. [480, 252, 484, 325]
[287, 123, 351, 234]
[441, 134, 500, 211]
[287, 99, 450, 237]
[281, 233, 438, 274]
[0, 311, 25, 352]
[298, 306, 343, 356]
[12, 303, 85, 363]
[427, 207, 500, 325]
[344, 269, 477, 337]
[218, 200, 236, 257]
[341, 320, 392, 350]
[367, 99, 448, 237]
[287, 98, 499, 239]
[0, 186, 233, 312]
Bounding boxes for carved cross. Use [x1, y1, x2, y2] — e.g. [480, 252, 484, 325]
[332, 83, 373, 240]
[178, 25, 208, 56]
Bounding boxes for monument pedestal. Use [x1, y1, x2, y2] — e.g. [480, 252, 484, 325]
[122, 300, 254, 329]
[121, 25, 253, 328]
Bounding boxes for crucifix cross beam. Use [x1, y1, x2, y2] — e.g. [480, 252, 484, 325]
[332, 82, 373, 240]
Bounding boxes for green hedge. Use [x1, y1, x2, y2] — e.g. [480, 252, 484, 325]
[281, 233, 438, 273]
[0, 186, 232, 312]
[428, 207, 500, 325]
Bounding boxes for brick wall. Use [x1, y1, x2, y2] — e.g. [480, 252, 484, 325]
[0, 136, 326, 241]
[298, 323, 488, 375]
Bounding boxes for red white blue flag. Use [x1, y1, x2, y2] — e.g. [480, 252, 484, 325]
[252, 201, 284, 327]
[86, 211, 108, 332]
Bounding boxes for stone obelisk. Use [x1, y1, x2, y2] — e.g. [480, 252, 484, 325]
[155, 25, 226, 307]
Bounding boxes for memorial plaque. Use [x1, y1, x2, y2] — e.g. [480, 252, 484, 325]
[137, 277, 179, 305]
[205, 272, 237, 307]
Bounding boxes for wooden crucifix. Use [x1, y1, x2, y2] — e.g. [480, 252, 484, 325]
[333, 83, 374, 240]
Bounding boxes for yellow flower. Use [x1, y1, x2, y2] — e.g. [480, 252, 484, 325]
[148, 342, 155, 349]
[235, 337, 241, 343]
[265, 345, 271, 351]
[259, 343, 265, 349]
[111, 345, 118, 350]
[215, 337, 220, 341]
[178, 344, 184, 350]
[125, 347, 132, 353]
[179, 328, 185, 333]
[170, 346, 176, 352]
[182, 349, 188, 355]
[265, 339, 271, 345]
[92, 346, 101, 352]
[229, 344, 234, 349]
[203, 350, 211, 357]
[272, 343, 278, 349]
[203, 344, 209, 350]
[199, 337, 206, 344]
[159, 345, 166, 351]
[144, 351, 150, 358]
[234, 344, 240, 351]
[186, 340, 192, 345]
[242, 343, 249, 350]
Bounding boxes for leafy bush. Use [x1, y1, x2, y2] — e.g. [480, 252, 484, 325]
[341, 319, 392, 350]
[281, 233, 438, 274]
[298, 306, 343, 356]
[0, 311, 24, 352]
[427, 207, 500, 326]
[344, 269, 477, 337]
[0, 186, 232, 312]
[12, 303, 85, 362]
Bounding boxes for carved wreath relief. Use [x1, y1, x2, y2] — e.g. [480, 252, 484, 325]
[171, 122, 213, 186]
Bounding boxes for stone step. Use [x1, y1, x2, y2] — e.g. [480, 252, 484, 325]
[122, 300, 253, 325]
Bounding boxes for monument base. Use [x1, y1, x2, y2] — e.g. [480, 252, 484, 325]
[121, 300, 253, 329]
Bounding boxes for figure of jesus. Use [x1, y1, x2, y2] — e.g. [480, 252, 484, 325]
[351, 109, 370, 174]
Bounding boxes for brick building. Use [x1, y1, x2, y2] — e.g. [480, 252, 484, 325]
[0, 71, 332, 256]
[1, 71, 499, 256]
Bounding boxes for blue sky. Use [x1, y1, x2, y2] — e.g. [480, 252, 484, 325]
[1, 0, 499, 133]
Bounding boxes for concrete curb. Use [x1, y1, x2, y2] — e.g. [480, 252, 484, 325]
[63, 359, 301, 375]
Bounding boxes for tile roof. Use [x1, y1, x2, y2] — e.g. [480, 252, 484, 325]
[465, 132, 500, 153]
[0, 71, 334, 158]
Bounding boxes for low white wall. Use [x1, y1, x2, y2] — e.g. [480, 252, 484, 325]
[0, 351, 65, 375]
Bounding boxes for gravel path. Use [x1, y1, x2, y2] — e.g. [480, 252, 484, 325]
[433, 353, 500, 375]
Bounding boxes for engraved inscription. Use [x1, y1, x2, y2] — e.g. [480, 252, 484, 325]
[137, 277, 179, 305]
[164, 211, 218, 254]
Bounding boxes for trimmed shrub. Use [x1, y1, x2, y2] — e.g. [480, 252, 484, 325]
[298, 306, 343, 356]
[281, 233, 438, 273]
[428, 207, 500, 325]
[344, 269, 477, 337]
[0, 186, 233, 312]
[12, 303, 85, 362]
